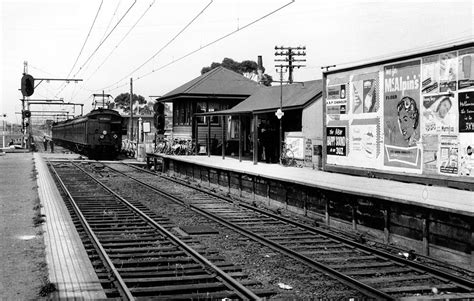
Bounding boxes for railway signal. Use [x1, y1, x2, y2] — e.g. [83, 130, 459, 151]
[154, 102, 165, 134]
[21, 74, 35, 96]
[22, 110, 31, 118]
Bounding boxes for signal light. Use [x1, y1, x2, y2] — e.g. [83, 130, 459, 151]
[21, 74, 35, 97]
[154, 113, 165, 134]
[23, 110, 31, 118]
[154, 102, 165, 114]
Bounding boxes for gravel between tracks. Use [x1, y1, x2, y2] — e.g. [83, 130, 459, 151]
[91, 165, 364, 299]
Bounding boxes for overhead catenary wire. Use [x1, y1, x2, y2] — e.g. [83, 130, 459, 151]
[101, 0, 214, 91]
[105, 0, 296, 92]
[54, 0, 104, 97]
[100, 0, 122, 43]
[56, 0, 136, 99]
[72, 0, 137, 79]
[65, 0, 104, 80]
[85, 0, 156, 82]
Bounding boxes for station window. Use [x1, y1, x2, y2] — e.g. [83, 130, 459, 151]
[173, 102, 192, 126]
[196, 102, 207, 125]
[208, 103, 220, 125]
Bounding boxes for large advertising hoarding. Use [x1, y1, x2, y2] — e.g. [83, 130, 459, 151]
[325, 44, 474, 179]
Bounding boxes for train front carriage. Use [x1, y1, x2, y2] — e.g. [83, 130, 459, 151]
[52, 108, 122, 159]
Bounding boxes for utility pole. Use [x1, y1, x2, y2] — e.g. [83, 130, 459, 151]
[129, 78, 133, 142]
[274, 46, 306, 83]
[274, 46, 306, 164]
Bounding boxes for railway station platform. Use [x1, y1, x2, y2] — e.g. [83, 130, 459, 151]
[151, 153, 474, 268]
[152, 154, 474, 216]
[34, 153, 106, 299]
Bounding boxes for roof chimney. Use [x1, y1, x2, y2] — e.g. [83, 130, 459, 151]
[257, 55, 264, 84]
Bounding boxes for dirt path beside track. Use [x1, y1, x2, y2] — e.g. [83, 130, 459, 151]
[0, 153, 48, 299]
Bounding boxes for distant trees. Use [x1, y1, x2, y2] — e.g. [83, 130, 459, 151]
[112, 93, 153, 114]
[201, 57, 273, 86]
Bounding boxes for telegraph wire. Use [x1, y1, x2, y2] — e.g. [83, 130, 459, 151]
[105, 0, 295, 92]
[101, 0, 214, 91]
[85, 0, 156, 82]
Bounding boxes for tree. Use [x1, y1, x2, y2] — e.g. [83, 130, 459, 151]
[201, 57, 273, 86]
[113, 93, 147, 113]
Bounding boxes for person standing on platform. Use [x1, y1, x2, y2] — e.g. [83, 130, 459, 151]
[42, 136, 47, 151]
[50, 139, 54, 153]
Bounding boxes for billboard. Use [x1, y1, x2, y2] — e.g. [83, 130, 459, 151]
[324, 42, 474, 179]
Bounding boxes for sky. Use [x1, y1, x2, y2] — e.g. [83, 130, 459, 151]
[1, 0, 473, 124]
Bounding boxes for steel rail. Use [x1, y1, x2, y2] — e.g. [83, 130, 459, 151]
[72, 162, 261, 301]
[124, 162, 474, 291]
[48, 160, 135, 300]
[164, 173, 474, 291]
[106, 163, 394, 300]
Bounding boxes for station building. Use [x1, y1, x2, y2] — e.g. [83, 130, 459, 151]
[156, 66, 324, 167]
[156, 66, 260, 152]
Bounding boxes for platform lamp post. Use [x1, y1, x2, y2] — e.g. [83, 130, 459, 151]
[2, 113, 6, 148]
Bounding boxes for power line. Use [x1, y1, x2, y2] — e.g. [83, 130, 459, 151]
[65, 0, 104, 79]
[85, 0, 156, 82]
[100, 0, 122, 43]
[101, 0, 214, 91]
[72, 0, 137, 79]
[105, 0, 295, 93]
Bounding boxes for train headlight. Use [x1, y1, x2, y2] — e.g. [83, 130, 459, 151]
[100, 135, 104, 139]
[102, 130, 107, 135]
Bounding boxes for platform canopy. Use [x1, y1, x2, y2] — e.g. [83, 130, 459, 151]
[197, 79, 323, 116]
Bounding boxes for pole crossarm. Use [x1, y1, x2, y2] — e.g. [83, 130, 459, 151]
[34, 78, 83, 89]
[22, 99, 64, 103]
[274, 45, 306, 84]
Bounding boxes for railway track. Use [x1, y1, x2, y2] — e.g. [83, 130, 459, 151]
[89, 161, 474, 300]
[48, 160, 274, 300]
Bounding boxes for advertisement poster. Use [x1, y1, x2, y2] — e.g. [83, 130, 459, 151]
[352, 72, 379, 114]
[422, 54, 439, 94]
[327, 83, 348, 115]
[458, 47, 474, 90]
[383, 60, 422, 169]
[422, 134, 438, 175]
[459, 133, 474, 177]
[349, 121, 380, 168]
[422, 94, 458, 134]
[439, 51, 457, 92]
[327, 127, 346, 156]
[304, 139, 313, 166]
[438, 135, 459, 175]
[459, 91, 474, 132]
[285, 136, 304, 160]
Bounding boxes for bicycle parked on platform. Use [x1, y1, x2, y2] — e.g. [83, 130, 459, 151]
[280, 142, 296, 167]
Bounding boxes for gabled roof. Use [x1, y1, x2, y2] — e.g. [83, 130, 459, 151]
[203, 79, 322, 115]
[159, 66, 260, 101]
